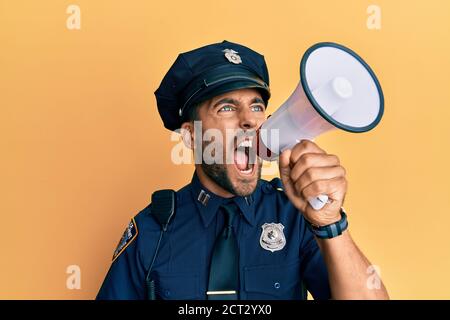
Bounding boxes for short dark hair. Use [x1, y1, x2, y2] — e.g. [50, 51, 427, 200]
[184, 102, 201, 122]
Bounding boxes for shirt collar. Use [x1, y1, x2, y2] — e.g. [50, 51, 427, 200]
[189, 171, 257, 228]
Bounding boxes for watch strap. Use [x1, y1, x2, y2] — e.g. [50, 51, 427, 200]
[306, 208, 348, 239]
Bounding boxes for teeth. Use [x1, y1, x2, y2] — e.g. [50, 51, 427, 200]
[238, 140, 252, 148]
[239, 167, 252, 174]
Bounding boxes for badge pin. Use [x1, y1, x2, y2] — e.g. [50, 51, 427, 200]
[222, 49, 242, 64]
[260, 223, 286, 252]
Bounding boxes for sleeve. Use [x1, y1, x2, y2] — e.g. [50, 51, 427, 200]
[299, 217, 332, 300]
[96, 218, 147, 300]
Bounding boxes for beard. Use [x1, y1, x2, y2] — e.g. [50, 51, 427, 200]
[196, 127, 262, 197]
[201, 161, 262, 197]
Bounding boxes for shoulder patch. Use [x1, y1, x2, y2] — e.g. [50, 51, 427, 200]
[112, 218, 138, 262]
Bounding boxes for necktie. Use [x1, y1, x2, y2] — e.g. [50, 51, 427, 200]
[207, 201, 240, 300]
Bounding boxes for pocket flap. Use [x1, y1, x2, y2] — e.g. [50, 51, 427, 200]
[244, 260, 300, 297]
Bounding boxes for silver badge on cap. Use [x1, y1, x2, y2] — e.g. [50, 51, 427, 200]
[260, 223, 286, 252]
[222, 49, 242, 64]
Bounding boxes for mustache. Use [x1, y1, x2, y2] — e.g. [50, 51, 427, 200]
[197, 128, 258, 165]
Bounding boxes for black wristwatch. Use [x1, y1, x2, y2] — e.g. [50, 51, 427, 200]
[306, 208, 348, 239]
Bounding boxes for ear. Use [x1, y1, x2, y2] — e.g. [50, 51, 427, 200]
[180, 122, 194, 150]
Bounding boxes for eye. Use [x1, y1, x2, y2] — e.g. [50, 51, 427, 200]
[218, 105, 235, 112]
[251, 105, 265, 112]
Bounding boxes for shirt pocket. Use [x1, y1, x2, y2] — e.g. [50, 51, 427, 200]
[156, 272, 200, 300]
[244, 259, 302, 300]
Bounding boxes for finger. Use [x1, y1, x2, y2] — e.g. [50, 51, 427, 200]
[295, 166, 346, 192]
[279, 149, 292, 173]
[301, 176, 347, 202]
[290, 140, 325, 164]
[290, 153, 340, 182]
[279, 149, 296, 197]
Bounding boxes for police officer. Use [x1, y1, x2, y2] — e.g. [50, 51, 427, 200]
[96, 40, 389, 300]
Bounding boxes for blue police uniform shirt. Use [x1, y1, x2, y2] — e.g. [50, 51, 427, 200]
[97, 172, 331, 300]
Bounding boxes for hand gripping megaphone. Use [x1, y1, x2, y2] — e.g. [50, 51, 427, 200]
[257, 42, 384, 210]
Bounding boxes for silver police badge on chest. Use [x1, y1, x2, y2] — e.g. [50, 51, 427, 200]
[260, 223, 286, 252]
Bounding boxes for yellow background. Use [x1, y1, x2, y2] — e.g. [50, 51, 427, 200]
[1, 0, 449, 299]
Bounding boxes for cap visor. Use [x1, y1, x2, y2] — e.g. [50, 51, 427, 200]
[192, 79, 270, 108]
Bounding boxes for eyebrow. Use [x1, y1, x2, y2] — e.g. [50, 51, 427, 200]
[211, 97, 266, 109]
[251, 97, 265, 106]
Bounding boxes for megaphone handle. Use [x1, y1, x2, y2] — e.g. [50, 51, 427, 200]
[308, 195, 329, 210]
[292, 139, 330, 210]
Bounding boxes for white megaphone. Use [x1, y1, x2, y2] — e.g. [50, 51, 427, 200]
[257, 42, 384, 210]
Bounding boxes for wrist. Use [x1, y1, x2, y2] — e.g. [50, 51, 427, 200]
[309, 210, 342, 227]
[305, 208, 348, 239]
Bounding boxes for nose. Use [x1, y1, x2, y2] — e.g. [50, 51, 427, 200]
[239, 107, 257, 130]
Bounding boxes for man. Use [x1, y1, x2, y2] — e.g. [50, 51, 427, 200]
[97, 40, 388, 300]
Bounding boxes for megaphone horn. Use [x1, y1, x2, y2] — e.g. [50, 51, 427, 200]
[257, 42, 384, 210]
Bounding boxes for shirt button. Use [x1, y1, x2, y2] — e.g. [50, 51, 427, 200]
[165, 290, 171, 297]
[274, 282, 281, 289]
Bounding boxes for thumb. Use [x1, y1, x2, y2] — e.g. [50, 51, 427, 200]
[278, 149, 295, 197]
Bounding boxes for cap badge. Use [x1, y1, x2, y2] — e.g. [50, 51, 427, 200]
[222, 49, 242, 64]
[260, 223, 286, 252]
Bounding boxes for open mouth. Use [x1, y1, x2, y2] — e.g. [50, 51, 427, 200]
[233, 138, 257, 176]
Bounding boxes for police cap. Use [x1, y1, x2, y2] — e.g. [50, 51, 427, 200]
[154, 40, 271, 131]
